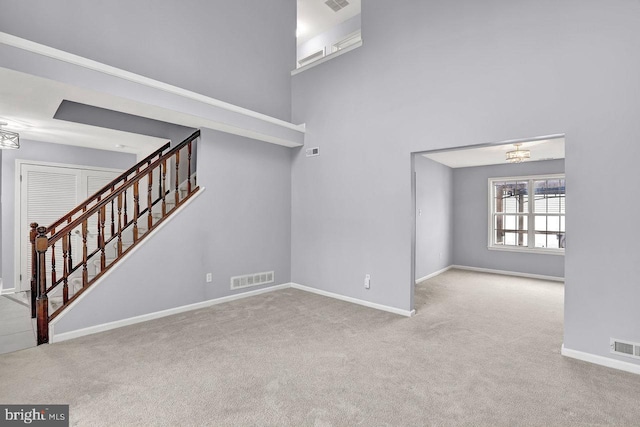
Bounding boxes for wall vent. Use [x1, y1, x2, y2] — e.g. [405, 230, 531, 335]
[610, 338, 640, 360]
[325, 0, 350, 12]
[230, 271, 274, 290]
[306, 147, 320, 157]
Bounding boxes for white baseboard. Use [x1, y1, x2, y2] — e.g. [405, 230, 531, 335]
[290, 283, 415, 317]
[50, 283, 291, 343]
[561, 344, 640, 376]
[451, 265, 564, 282]
[415, 266, 453, 284]
[51, 279, 416, 343]
[50, 189, 205, 331]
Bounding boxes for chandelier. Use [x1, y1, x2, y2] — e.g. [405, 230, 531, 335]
[0, 122, 20, 149]
[505, 143, 529, 163]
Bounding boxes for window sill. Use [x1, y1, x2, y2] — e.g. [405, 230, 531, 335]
[291, 40, 363, 76]
[487, 246, 565, 256]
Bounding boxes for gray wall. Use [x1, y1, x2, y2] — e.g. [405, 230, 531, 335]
[452, 159, 564, 278]
[414, 155, 453, 281]
[291, 0, 640, 367]
[0, 0, 295, 121]
[55, 127, 292, 333]
[0, 140, 136, 290]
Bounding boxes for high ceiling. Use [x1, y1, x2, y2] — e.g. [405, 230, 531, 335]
[422, 137, 565, 168]
[297, 0, 361, 46]
[0, 67, 167, 156]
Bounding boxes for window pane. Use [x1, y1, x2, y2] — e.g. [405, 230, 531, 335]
[534, 215, 564, 248]
[534, 179, 565, 215]
[495, 214, 527, 246]
[495, 181, 528, 213]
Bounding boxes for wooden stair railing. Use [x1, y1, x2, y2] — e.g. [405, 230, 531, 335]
[31, 130, 200, 344]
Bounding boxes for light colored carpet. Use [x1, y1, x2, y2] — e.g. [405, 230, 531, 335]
[1, 269, 639, 426]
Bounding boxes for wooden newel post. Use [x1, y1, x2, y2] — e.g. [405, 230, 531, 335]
[35, 226, 49, 345]
[29, 223, 38, 319]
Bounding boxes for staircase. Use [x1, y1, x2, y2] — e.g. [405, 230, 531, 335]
[30, 130, 200, 344]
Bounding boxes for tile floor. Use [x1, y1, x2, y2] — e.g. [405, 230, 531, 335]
[0, 293, 36, 355]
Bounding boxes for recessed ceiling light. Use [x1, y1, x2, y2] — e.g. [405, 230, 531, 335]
[115, 144, 126, 148]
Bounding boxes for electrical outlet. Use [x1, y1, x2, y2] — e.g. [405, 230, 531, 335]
[364, 274, 370, 289]
[206, 273, 212, 283]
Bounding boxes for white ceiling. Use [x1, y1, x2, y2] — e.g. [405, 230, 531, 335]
[297, 0, 361, 46]
[0, 67, 167, 156]
[422, 138, 565, 168]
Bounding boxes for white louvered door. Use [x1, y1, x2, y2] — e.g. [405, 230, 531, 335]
[18, 163, 121, 292]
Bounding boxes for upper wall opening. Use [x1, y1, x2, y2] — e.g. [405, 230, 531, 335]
[296, 0, 362, 70]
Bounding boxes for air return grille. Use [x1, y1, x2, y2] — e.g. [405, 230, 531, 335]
[230, 271, 274, 290]
[325, 0, 349, 12]
[610, 338, 640, 360]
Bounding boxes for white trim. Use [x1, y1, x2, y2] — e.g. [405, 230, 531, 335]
[0, 32, 305, 133]
[49, 188, 206, 332]
[488, 173, 566, 253]
[290, 283, 415, 317]
[451, 265, 564, 282]
[51, 282, 290, 343]
[291, 40, 363, 76]
[51, 280, 416, 343]
[487, 246, 565, 256]
[415, 266, 453, 284]
[561, 344, 640, 376]
[331, 30, 362, 53]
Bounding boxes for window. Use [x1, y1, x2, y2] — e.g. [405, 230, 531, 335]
[489, 174, 565, 254]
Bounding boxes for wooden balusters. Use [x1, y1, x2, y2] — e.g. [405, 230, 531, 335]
[35, 226, 49, 345]
[117, 193, 123, 256]
[187, 141, 192, 193]
[123, 183, 128, 225]
[30, 131, 199, 346]
[50, 228, 57, 288]
[62, 234, 69, 303]
[99, 206, 106, 270]
[110, 196, 115, 237]
[147, 167, 153, 230]
[162, 159, 167, 215]
[175, 150, 180, 206]
[67, 229, 73, 284]
[133, 181, 139, 242]
[30, 223, 38, 319]
[82, 220, 88, 288]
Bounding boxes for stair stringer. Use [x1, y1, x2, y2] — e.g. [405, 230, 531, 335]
[49, 188, 207, 341]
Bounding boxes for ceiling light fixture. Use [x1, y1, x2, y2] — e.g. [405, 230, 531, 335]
[0, 122, 20, 149]
[505, 143, 530, 163]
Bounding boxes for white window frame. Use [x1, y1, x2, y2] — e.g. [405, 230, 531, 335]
[488, 173, 565, 256]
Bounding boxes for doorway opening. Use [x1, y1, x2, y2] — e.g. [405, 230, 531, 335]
[410, 135, 566, 312]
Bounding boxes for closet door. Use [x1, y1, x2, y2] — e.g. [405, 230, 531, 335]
[18, 164, 121, 292]
[19, 164, 81, 292]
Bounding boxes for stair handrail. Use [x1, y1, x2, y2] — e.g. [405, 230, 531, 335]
[46, 141, 171, 232]
[46, 130, 199, 243]
[32, 129, 200, 344]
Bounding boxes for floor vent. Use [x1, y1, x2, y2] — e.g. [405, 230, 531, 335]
[610, 338, 640, 360]
[230, 271, 274, 290]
